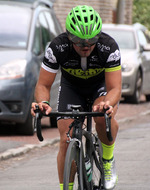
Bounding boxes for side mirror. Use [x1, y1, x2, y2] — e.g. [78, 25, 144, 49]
[143, 44, 150, 51]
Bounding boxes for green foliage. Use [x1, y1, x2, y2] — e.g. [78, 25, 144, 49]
[133, 0, 150, 30]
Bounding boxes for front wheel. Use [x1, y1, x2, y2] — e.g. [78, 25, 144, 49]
[90, 137, 103, 189]
[63, 140, 84, 190]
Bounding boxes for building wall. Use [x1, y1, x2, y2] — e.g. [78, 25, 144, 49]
[125, 0, 133, 25]
[53, 0, 133, 31]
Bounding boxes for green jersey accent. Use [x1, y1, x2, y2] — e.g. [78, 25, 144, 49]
[62, 67, 105, 79]
[105, 65, 121, 72]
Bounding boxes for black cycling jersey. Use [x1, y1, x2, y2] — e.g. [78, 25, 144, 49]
[42, 32, 121, 87]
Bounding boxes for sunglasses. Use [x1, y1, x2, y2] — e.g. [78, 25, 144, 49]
[73, 41, 96, 47]
[67, 31, 101, 47]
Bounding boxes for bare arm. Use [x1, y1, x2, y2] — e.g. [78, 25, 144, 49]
[104, 69, 122, 107]
[35, 68, 56, 102]
[93, 69, 122, 115]
[31, 67, 57, 116]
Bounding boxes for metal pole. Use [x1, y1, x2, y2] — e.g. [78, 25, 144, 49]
[116, 0, 125, 24]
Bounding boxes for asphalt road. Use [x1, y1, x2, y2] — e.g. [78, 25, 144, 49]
[0, 107, 150, 190]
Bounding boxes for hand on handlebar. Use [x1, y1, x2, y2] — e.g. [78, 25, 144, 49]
[93, 101, 114, 117]
[31, 102, 52, 117]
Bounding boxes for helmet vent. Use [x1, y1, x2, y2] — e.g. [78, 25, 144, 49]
[77, 15, 81, 21]
[89, 24, 92, 34]
[90, 15, 93, 21]
[96, 16, 98, 23]
[81, 25, 85, 34]
[72, 17, 76, 24]
[97, 23, 100, 30]
[86, 26, 88, 34]
[70, 24, 75, 31]
[84, 17, 88, 23]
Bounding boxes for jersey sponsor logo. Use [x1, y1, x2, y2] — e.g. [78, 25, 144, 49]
[45, 47, 57, 63]
[89, 63, 100, 67]
[56, 43, 68, 52]
[64, 60, 79, 67]
[62, 68, 105, 79]
[97, 43, 110, 52]
[90, 55, 98, 62]
[107, 49, 121, 63]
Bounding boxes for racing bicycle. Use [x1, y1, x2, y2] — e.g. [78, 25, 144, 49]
[34, 100, 113, 190]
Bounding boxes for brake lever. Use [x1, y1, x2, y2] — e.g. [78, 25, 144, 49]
[34, 105, 44, 141]
[104, 108, 113, 142]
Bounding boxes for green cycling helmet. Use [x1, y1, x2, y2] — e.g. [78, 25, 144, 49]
[66, 5, 102, 40]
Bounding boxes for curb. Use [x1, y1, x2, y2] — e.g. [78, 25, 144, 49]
[0, 109, 150, 161]
[0, 138, 60, 161]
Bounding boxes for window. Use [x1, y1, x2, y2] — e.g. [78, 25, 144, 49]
[103, 29, 136, 49]
[33, 21, 42, 55]
[39, 12, 51, 50]
[137, 30, 147, 47]
[143, 29, 150, 43]
[0, 6, 31, 48]
[44, 11, 56, 40]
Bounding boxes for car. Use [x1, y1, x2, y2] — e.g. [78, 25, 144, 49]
[102, 23, 150, 104]
[0, 0, 63, 135]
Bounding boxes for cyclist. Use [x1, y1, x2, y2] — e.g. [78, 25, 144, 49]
[31, 5, 121, 190]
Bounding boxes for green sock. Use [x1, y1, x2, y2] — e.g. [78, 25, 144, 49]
[60, 184, 63, 190]
[60, 183, 74, 190]
[101, 142, 115, 160]
[68, 183, 74, 190]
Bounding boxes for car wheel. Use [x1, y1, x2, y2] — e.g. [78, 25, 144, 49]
[16, 110, 35, 135]
[50, 117, 57, 128]
[125, 70, 142, 104]
[145, 95, 150, 102]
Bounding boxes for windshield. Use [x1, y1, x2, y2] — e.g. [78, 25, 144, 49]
[102, 29, 136, 49]
[0, 5, 31, 49]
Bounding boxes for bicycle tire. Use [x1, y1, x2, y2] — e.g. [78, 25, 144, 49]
[90, 137, 104, 189]
[63, 139, 84, 190]
[81, 130, 104, 189]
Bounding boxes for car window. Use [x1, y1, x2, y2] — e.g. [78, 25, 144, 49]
[143, 29, 150, 43]
[44, 11, 56, 40]
[103, 29, 136, 49]
[137, 30, 148, 46]
[50, 11, 64, 34]
[0, 6, 31, 48]
[39, 12, 51, 50]
[33, 21, 42, 55]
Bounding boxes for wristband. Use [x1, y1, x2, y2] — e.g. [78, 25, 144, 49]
[42, 101, 50, 106]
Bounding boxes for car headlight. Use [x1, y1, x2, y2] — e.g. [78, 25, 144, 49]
[0, 60, 27, 80]
[121, 64, 133, 72]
